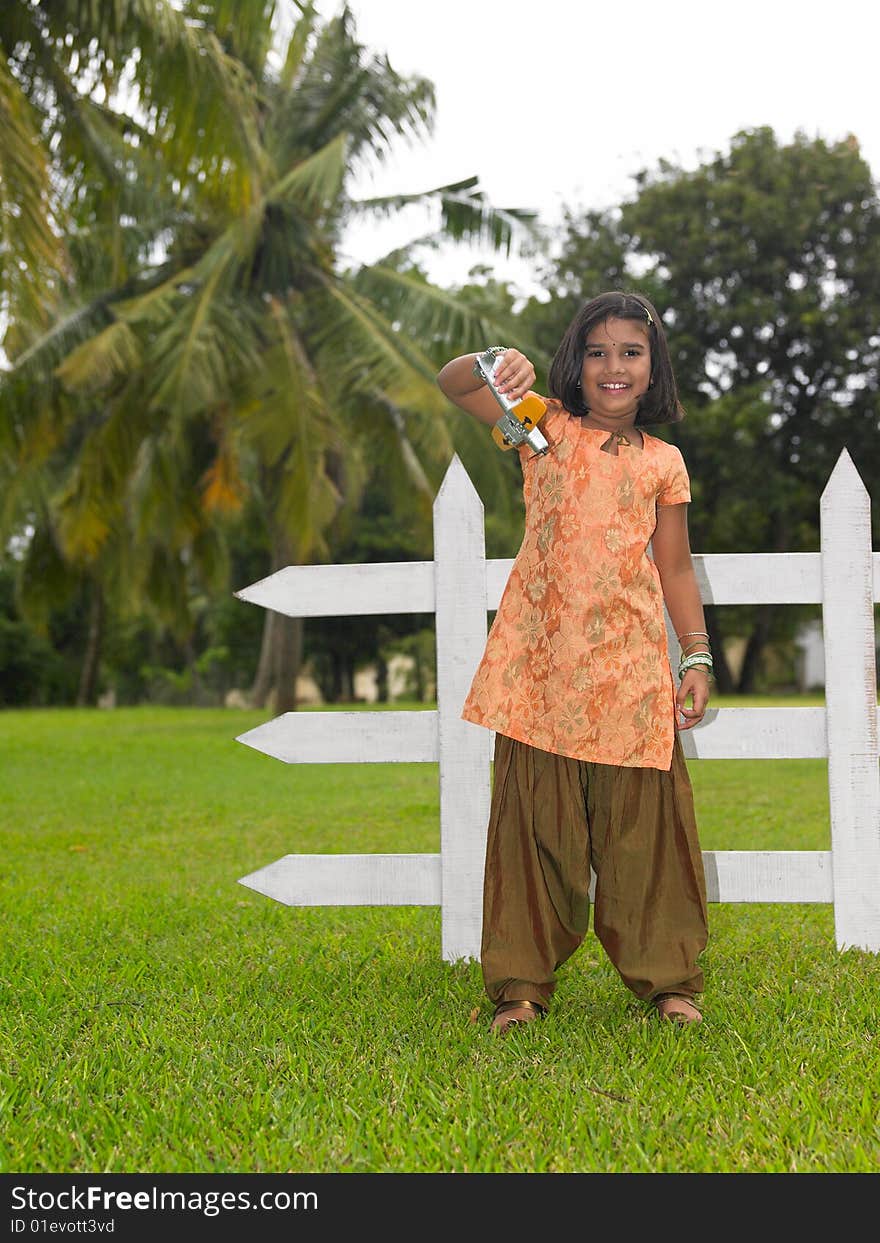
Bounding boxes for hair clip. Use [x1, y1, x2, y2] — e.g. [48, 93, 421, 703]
[644, 307, 654, 326]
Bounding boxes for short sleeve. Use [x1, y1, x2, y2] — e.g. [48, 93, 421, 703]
[657, 446, 691, 505]
[516, 396, 569, 466]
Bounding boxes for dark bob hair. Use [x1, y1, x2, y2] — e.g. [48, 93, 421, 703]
[547, 290, 685, 426]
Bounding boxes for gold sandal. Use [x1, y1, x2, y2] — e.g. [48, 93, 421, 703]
[654, 993, 702, 1025]
[490, 999, 547, 1034]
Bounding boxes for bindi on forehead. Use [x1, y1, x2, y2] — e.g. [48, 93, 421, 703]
[585, 336, 648, 348]
[586, 319, 650, 349]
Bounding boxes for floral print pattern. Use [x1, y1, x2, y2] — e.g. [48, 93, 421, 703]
[461, 400, 692, 770]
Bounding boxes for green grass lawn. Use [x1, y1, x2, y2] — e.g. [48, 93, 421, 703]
[1, 700, 878, 1174]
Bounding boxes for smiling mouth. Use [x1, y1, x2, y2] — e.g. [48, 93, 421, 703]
[599, 382, 630, 391]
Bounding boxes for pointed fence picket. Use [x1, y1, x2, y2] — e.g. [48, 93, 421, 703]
[235, 449, 880, 960]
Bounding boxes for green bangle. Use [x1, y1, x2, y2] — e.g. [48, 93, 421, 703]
[679, 652, 714, 678]
[679, 653, 713, 667]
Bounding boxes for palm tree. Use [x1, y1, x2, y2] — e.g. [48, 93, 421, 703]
[1, 3, 536, 709]
[0, 0, 265, 343]
[1, 0, 271, 700]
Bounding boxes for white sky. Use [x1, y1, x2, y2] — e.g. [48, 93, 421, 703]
[312, 0, 880, 297]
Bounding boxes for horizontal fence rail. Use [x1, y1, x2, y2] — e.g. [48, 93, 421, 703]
[240, 850, 834, 907]
[236, 551, 880, 618]
[236, 449, 880, 959]
[236, 704, 880, 764]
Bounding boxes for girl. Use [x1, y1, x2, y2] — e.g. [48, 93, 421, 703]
[436, 291, 712, 1034]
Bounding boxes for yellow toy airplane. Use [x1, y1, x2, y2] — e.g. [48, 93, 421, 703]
[472, 348, 549, 455]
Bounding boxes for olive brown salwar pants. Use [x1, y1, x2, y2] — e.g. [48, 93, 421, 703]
[480, 730, 709, 1012]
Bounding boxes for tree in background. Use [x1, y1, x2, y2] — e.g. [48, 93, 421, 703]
[522, 127, 880, 691]
[0, 0, 263, 339]
[0, 2, 532, 708]
[0, 0, 267, 703]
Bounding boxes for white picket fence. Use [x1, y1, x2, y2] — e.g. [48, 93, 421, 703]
[235, 449, 880, 961]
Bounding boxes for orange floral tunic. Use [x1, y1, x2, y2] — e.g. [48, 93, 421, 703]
[460, 399, 692, 771]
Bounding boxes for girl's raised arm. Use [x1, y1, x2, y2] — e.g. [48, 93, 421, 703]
[436, 349, 536, 427]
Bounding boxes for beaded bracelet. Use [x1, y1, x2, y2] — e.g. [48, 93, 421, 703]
[680, 650, 713, 667]
[679, 652, 714, 679]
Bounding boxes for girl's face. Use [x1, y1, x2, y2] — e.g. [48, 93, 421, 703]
[580, 317, 652, 422]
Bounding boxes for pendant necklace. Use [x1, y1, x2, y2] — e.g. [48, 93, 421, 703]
[582, 417, 635, 449]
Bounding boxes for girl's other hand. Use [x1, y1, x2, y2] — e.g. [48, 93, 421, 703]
[676, 668, 710, 730]
[492, 349, 536, 402]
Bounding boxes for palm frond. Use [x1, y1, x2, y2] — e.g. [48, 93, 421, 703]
[383, 399, 436, 503]
[4, 296, 111, 369]
[422, 186, 541, 255]
[312, 276, 450, 423]
[0, 50, 69, 331]
[353, 263, 526, 354]
[129, 1, 266, 176]
[146, 291, 262, 421]
[353, 178, 538, 256]
[239, 297, 342, 561]
[354, 175, 480, 216]
[268, 132, 348, 213]
[277, 1, 319, 91]
[200, 410, 247, 516]
[53, 377, 157, 562]
[128, 433, 203, 554]
[11, 0, 268, 211]
[118, 212, 264, 417]
[0, 297, 114, 465]
[39, 57, 132, 184]
[112, 267, 199, 328]
[270, 9, 434, 171]
[187, 0, 278, 79]
[55, 320, 143, 395]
